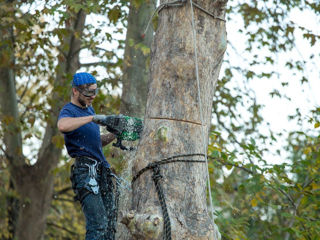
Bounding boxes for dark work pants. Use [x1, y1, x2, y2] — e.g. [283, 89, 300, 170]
[71, 162, 116, 240]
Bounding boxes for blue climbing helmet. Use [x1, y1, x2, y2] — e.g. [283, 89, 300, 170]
[72, 72, 97, 86]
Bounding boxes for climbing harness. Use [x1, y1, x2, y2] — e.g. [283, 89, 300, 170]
[85, 161, 99, 194]
[110, 172, 131, 191]
[132, 154, 206, 240]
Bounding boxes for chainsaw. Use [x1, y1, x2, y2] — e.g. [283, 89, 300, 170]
[93, 114, 143, 150]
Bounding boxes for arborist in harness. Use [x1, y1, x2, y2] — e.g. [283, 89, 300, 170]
[57, 72, 142, 240]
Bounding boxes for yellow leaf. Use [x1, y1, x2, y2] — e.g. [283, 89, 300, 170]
[51, 134, 65, 149]
[251, 198, 258, 207]
[303, 147, 312, 155]
[311, 182, 320, 190]
[315, 122, 320, 128]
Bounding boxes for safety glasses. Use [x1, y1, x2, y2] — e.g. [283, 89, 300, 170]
[76, 87, 99, 97]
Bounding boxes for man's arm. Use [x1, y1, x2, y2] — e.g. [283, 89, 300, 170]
[101, 133, 116, 147]
[57, 116, 93, 133]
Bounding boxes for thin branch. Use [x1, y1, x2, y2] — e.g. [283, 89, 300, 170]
[80, 61, 118, 68]
[72, 44, 115, 57]
[52, 197, 75, 203]
[54, 186, 73, 196]
[208, 156, 255, 175]
[47, 40, 67, 59]
[46, 222, 79, 236]
[18, 75, 32, 102]
[273, 184, 296, 210]
[19, 95, 37, 120]
[95, 46, 113, 53]
[212, 104, 256, 165]
[0, 145, 14, 162]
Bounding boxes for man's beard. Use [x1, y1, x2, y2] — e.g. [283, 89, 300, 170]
[78, 96, 87, 107]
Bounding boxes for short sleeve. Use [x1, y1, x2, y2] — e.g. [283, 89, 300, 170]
[58, 107, 75, 120]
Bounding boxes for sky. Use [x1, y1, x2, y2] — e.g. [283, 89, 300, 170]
[224, 6, 320, 164]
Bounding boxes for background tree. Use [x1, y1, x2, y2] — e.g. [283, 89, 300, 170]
[0, 1, 128, 239]
[120, 0, 155, 118]
[0, 1, 86, 239]
[116, 1, 156, 239]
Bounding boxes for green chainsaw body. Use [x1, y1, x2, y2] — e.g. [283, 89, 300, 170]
[102, 114, 143, 150]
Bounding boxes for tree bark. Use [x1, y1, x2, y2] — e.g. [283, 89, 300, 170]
[0, 3, 24, 238]
[117, 1, 156, 239]
[123, 1, 227, 239]
[0, 7, 86, 240]
[120, 1, 156, 117]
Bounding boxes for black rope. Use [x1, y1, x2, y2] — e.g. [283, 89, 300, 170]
[132, 153, 206, 240]
[152, 165, 172, 240]
[132, 153, 206, 183]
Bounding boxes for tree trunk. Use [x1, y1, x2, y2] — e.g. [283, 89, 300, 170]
[123, 1, 227, 239]
[0, 7, 86, 240]
[117, 1, 156, 239]
[120, 1, 156, 117]
[0, 3, 24, 238]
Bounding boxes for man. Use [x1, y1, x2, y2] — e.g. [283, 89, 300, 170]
[57, 72, 117, 240]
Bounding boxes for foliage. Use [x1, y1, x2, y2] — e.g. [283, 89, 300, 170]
[0, 0, 129, 238]
[209, 113, 320, 239]
[0, 0, 319, 239]
[209, 1, 320, 239]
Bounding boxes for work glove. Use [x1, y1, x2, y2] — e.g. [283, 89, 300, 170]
[92, 114, 108, 125]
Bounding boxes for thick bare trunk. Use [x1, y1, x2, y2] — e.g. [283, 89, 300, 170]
[13, 167, 55, 240]
[123, 1, 227, 239]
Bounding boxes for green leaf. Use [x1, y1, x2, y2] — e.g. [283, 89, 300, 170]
[108, 7, 121, 24]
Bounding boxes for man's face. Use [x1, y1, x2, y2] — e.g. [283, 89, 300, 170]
[75, 84, 98, 107]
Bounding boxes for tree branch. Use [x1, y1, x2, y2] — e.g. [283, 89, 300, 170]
[53, 186, 73, 196]
[47, 40, 67, 59]
[18, 75, 32, 102]
[0, 145, 14, 162]
[46, 222, 80, 236]
[19, 95, 37, 120]
[208, 156, 255, 175]
[79, 61, 118, 68]
[52, 197, 74, 203]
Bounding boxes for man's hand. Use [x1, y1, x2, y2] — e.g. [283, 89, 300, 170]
[92, 114, 108, 125]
